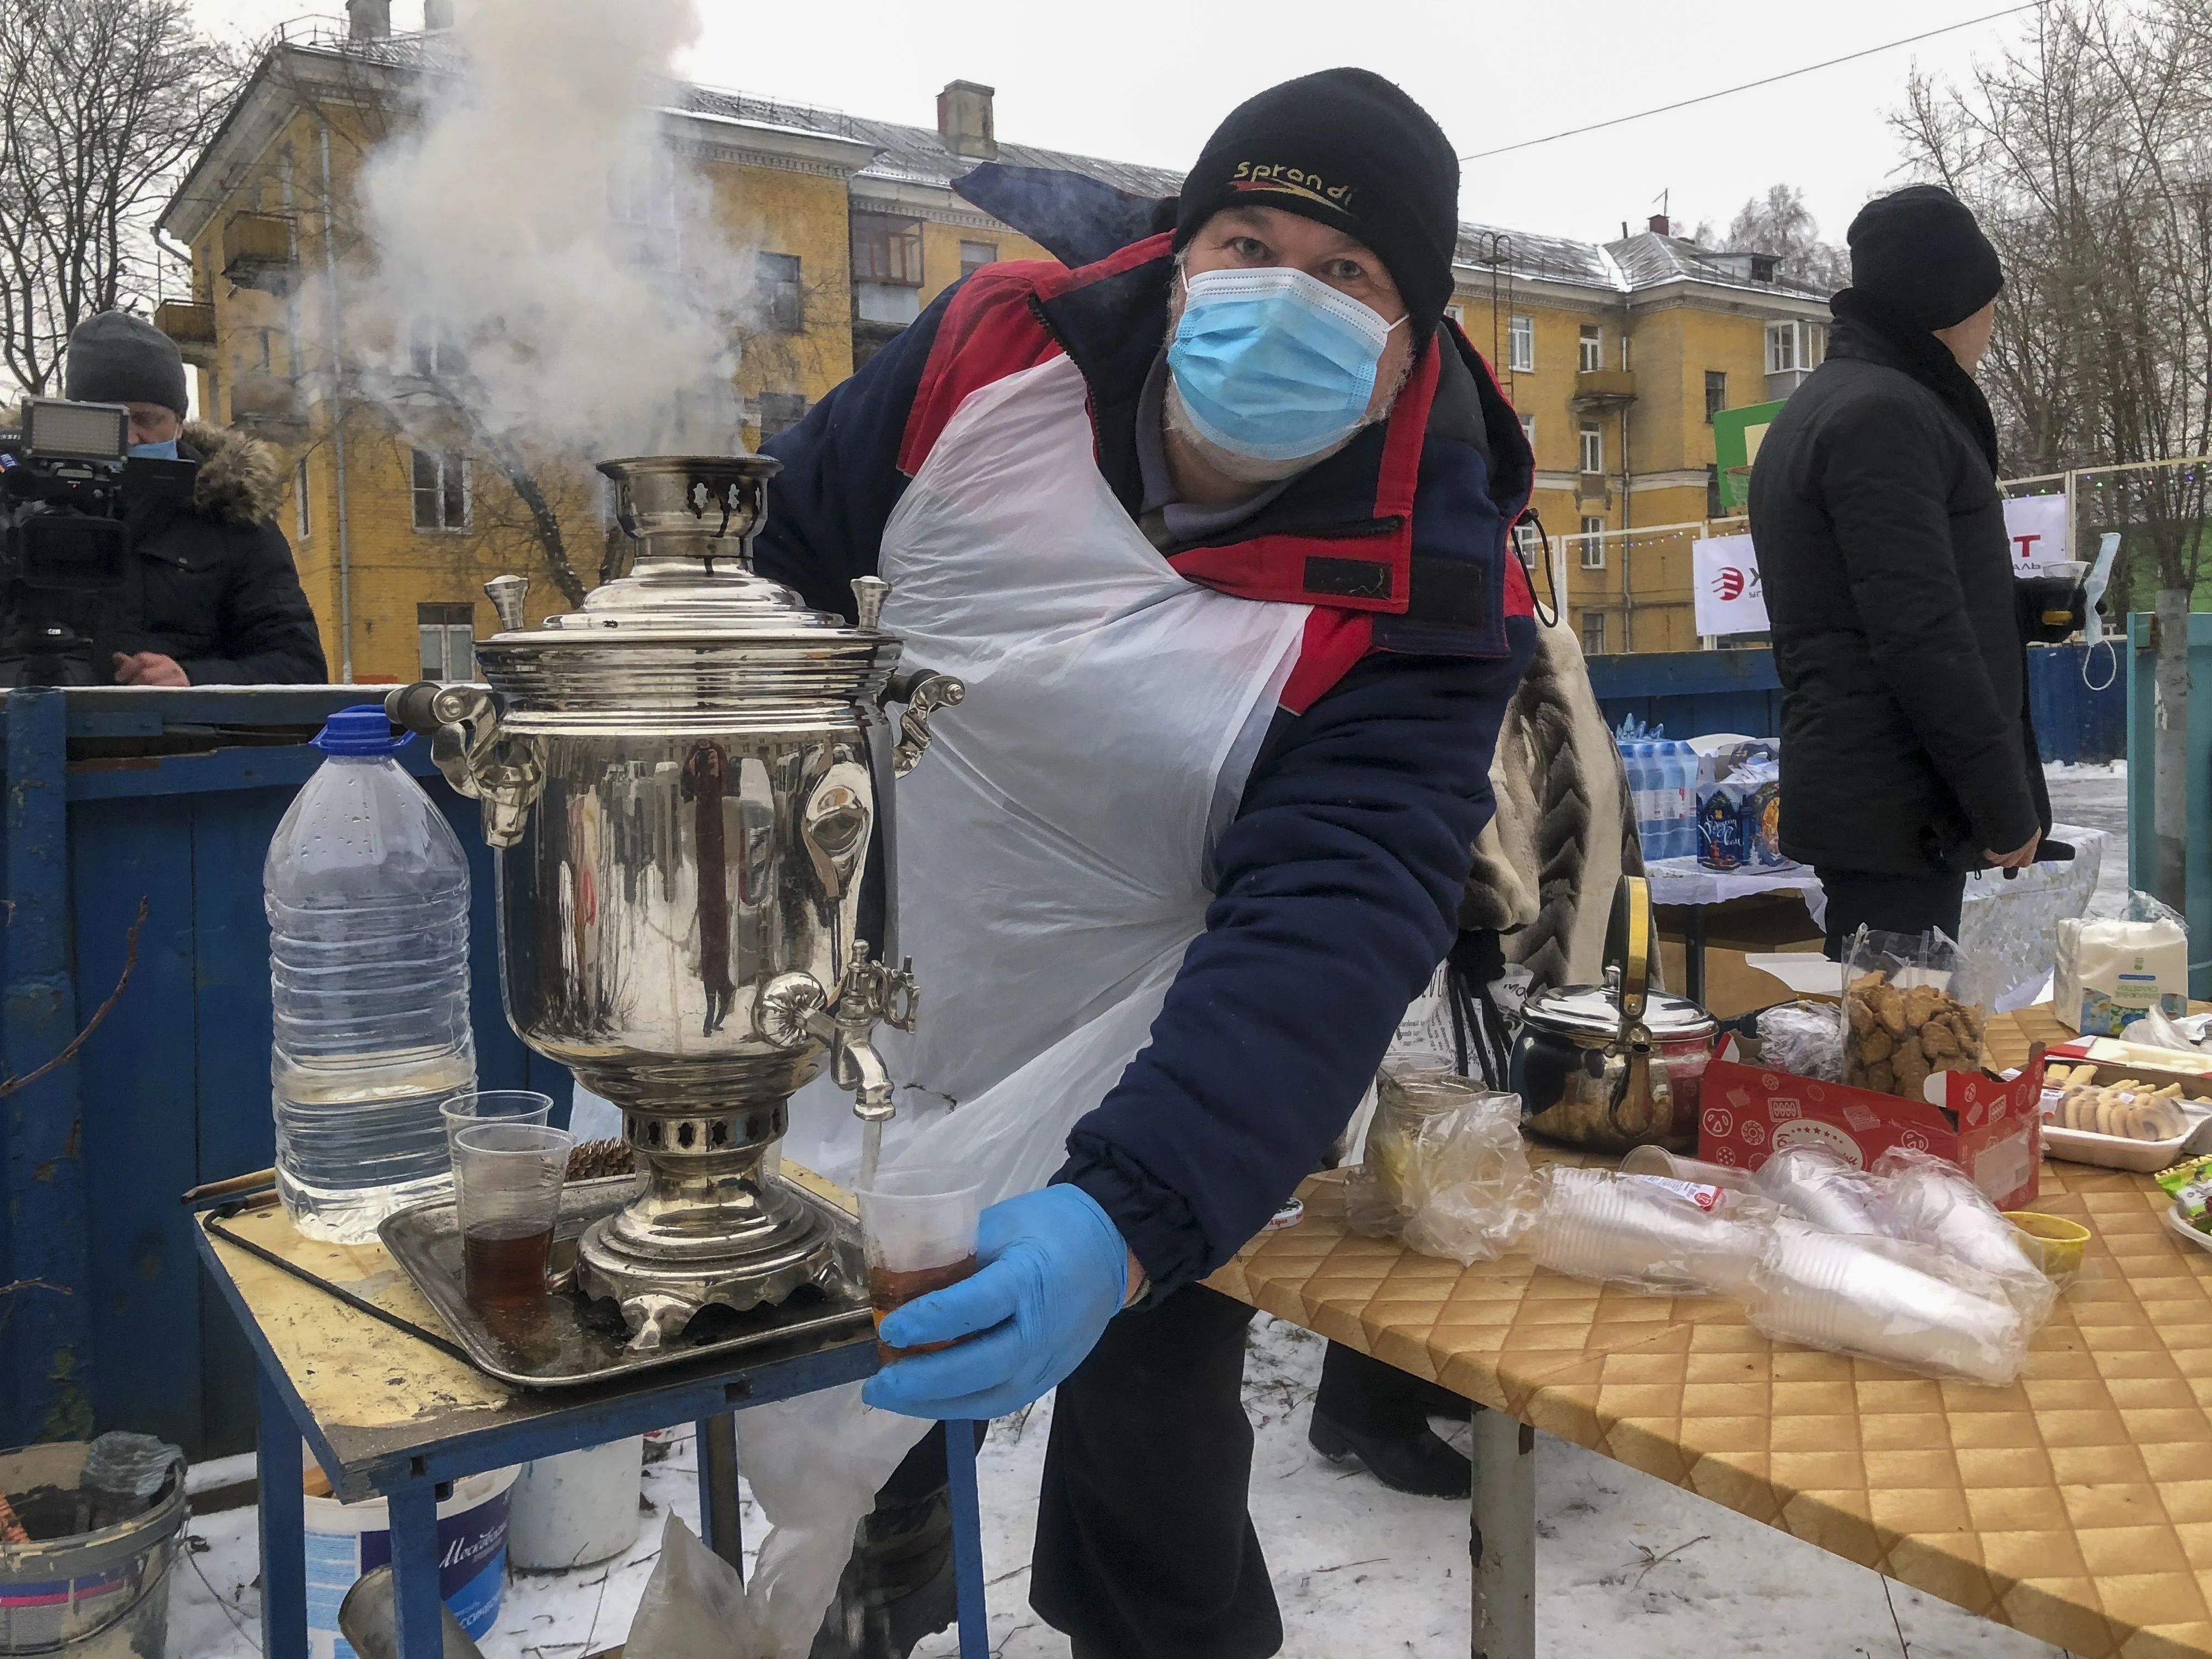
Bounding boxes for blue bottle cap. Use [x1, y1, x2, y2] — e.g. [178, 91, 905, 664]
[312, 703, 413, 755]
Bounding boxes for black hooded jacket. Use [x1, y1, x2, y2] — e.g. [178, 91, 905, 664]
[1748, 312, 2048, 875]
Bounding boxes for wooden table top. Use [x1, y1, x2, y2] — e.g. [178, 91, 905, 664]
[1208, 1007, 2212, 1659]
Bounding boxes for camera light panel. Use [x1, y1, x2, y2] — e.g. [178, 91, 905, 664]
[24, 399, 129, 464]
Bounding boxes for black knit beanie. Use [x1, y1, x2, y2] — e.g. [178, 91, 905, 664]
[1174, 69, 1460, 335]
[1845, 185, 2003, 332]
[64, 311, 189, 416]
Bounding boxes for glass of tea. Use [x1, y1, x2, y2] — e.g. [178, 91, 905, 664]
[853, 1168, 983, 1361]
[452, 1122, 573, 1310]
[440, 1090, 555, 1157]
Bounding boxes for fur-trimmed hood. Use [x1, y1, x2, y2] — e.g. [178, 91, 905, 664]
[180, 422, 285, 527]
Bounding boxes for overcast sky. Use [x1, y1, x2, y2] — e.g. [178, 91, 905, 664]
[189, 0, 2039, 252]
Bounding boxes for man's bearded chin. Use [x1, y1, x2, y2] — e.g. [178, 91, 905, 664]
[1159, 286, 1412, 484]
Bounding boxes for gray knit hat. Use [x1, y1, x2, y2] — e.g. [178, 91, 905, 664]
[63, 311, 188, 416]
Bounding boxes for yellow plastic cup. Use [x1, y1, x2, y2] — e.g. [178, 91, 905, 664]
[2004, 1211, 2091, 1281]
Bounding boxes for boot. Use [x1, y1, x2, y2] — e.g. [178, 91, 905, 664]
[1307, 1341, 1471, 1499]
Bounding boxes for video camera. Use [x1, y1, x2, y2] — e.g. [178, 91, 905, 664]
[0, 398, 196, 684]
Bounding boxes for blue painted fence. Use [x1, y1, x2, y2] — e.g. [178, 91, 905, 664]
[0, 687, 572, 1456]
[1589, 644, 2125, 765]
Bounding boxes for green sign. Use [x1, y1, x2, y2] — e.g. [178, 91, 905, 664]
[1712, 399, 1789, 514]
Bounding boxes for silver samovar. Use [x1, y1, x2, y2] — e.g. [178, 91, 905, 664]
[387, 455, 961, 1349]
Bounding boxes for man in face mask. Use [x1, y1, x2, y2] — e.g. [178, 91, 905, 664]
[757, 68, 1534, 1658]
[33, 311, 326, 686]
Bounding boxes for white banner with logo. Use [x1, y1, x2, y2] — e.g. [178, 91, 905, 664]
[1694, 498, 2070, 637]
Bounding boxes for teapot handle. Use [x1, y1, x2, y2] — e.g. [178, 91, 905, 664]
[1604, 874, 1654, 1047]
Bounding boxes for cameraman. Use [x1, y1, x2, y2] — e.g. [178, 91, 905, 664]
[32, 311, 326, 686]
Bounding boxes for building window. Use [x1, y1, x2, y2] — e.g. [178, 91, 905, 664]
[1707, 464, 1724, 520]
[758, 253, 804, 332]
[1513, 521, 1542, 559]
[293, 458, 310, 540]
[1579, 424, 1604, 475]
[1578, 324, 1601, 373]
[1578, 514, 1606, 569]
[1580, 610, 1607, 656]
[1507, 314, 1534, 373]
[608, 152, 675, 228]
[410, 448, 470, 532]
[1766, 321, 1801, 375]
[851, 212, 924, 286]
[1620, 335, 1632, 371]
[757, 392, 807, 441]
[406, 317, 463, 379]
[1705, 370, 1727, 423]
[417, 603, 475, 681]
[959, 240, 997, 279]
[1803, 323, 1828, 366]
[1518, 413, 1535, 451]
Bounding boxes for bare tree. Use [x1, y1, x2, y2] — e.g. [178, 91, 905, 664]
[0, 0, 238, 397]
[1897, 0, 2212, 907]
[1693, 184, 1853, 290]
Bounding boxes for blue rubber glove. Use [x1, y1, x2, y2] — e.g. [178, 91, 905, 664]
[861, 1185, 1129, 1420]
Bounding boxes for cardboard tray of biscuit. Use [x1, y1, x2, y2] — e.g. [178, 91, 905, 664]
[2038, 1037, 2212, 1172]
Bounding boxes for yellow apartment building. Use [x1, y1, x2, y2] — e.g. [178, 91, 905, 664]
[157, 23, 1828, 680]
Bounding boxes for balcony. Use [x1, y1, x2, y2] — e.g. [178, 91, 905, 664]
[1571, 368, 1638, 411]
[222, 212, 297, 295]
[153, 301, 217, 364]
[228, 370, 305, 441]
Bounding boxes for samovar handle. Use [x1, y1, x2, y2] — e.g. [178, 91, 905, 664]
[880, 667, 965, 776]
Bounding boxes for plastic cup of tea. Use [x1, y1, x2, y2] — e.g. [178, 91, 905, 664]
[441, 1090, 555, 1156]
[853, 1168, 983, 1361]
[452, 1122, 573, 1310]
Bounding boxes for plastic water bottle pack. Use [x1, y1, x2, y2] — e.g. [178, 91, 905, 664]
[264, 704, 475, 1242]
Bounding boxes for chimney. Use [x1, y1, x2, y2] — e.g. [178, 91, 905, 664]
[936, 81, 997, 161]
[346, 0, 391, 38]
[422, 0, 454, 28]
[1647, 213, 1671, 235]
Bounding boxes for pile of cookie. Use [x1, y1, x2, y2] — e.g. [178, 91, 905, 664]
[2044, 1063, 2199, 1142]
[1844, 971, 1988, 1098]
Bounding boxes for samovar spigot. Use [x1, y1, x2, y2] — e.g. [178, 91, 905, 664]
[753, 940, 917, 1124]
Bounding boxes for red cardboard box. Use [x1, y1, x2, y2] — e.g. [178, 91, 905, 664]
[1697, 1039, 2041, 1210]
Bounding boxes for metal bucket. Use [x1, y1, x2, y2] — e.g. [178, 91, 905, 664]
[0, 1442, 185, 1657]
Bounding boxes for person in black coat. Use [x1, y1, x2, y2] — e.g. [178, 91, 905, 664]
[1748, 187, 2068, 954]
[32, 310, 327, 687]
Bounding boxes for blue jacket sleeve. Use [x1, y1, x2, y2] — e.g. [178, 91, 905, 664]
[1054, 625, 1535, 1297]
[753, 284, 961, 617]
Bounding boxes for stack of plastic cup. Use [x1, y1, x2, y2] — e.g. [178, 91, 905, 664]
[1745, 1218, 2030, 1384]
[1528, 1166, 1770, 1296]
[1876, 1155, 2043, 1290]
[1753, 1147, 1891, 1237]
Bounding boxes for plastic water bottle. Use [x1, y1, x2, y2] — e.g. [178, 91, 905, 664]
[264, 706, 475, 1242]
[1666, 742, 1698, 858]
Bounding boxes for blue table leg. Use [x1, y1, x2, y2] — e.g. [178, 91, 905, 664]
[696, 1414, 742, 1575]
[386, 1483, 444, 1659]
[945, 1420, 988, 1659]
[256, 1369, 308, 1659]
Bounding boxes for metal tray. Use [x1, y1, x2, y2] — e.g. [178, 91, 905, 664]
[379, 1174, 874, 1389]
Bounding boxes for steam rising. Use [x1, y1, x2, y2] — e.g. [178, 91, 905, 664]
[354, 0, 746, 456]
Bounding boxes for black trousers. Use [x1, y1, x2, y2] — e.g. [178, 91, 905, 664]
[1031, 1283, 1279, 1659]
[1818, 868, 1968, 959]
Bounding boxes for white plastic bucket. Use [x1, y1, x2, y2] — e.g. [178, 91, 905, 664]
[507, 1438, 643, 1570]
[302, 1464, 518, 1659]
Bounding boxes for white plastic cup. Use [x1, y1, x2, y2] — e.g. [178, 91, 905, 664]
[853, 1167, 983, 1357]
[441, 1090, 554, 1155]
[1530, 1167, 1766, 1295]
[1747, 1220, 2026, 1384]
[1880, 1161, 2039, 1285]
[1753, 1148, 1889, 1236]
[1619, 1145, 1756, 1192]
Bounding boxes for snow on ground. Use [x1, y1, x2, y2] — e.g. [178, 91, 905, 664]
[168, 1318, 2074, 1659]
[2044, 760, 2131, 914]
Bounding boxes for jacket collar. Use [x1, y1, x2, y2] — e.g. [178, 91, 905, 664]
[1828, 289, 2000, 473]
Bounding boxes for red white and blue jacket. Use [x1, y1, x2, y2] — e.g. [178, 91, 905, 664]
[758, 233, 1537, 1299]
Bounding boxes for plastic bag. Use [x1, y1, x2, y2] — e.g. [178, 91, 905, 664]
[1870, 1147, 2056, 1316]
[1527, 1165, 1775, 1297]
[78, 1431, 184, 1529]
[626, 1511, 765, 1659]
[1346, 1065, 1540, 1263]
[2115, 1006, 2212, 1056]
[1743, 1219, 2040, 1385]
[1757, 1001, 1845, 1082]
[2056, 889, 2189, 1035]
[1841, 927, 1990, 1099]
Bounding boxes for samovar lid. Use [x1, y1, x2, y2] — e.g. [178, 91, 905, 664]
[473, 455, 900, 715]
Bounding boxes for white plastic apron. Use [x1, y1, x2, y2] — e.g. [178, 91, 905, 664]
[742, 352, 1310, 1654]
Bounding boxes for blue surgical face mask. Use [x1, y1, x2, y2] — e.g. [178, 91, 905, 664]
[128, 438, 179, 460]
[1166, 266, 1403, 462]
